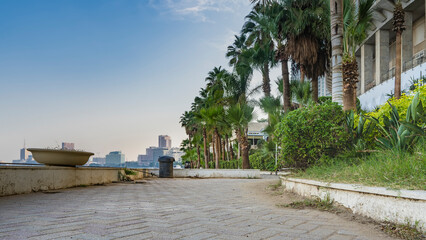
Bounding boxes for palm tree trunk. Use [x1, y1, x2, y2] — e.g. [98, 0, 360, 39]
[196, 145, 201, 169]
[212, 133, 216, 168]
[221, 139, 225, 162]
[395, 32, 402, 99]
[239, 128, 250, 169]
[312, 73, 318, 102]
[331, 0, 344, 105]
[203, 127, 208, 169]
[217, 133, 222, 161]
[214, 130, 220, 169]
[263, 62, 271, 97]
[343, 86, 355, 110]
[230, 140, 235, 160]
[281, 58, 291, 111]
[300, 66, 305, 83]
[342, 58, 359, 111]
[225, 135, 230, 161]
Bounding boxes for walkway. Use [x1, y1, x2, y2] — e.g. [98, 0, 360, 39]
[0, 178, 393, 240]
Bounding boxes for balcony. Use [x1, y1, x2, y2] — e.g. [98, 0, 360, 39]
[359, 50, 426, 111]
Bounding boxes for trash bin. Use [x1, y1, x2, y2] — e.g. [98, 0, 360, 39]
[158, 156, 175, 178]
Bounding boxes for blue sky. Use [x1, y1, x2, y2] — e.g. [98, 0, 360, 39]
[0, 0, 279, 161]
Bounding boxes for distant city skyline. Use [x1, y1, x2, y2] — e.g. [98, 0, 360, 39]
[0, 1, 279, 162]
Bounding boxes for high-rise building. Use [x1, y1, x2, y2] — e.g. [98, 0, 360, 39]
[20, 148, 29, 161]
[62, 142, 75, 150]
[158, 135, 171, 149]
[138, 147, 168, 167]
[106, 151, 125, 167]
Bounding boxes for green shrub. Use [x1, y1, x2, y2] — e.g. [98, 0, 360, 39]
[249, 151, 276, 171]
[275, 101, 350, 169]
[318, 96, 331, 104]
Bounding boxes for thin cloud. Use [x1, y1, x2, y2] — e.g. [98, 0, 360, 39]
[149, 0, 249, 22]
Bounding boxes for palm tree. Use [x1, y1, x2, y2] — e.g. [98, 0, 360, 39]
[290, 80, 312, 107]
[227, 103, 254, 169]
[392, 1, 405, 99]
[226, 34, 247, 68]
[330, 0, 344, 105]
[342, 0, 374, 110]
[200, 106, 224, 169]
[242, 6, 276, 97]
[284, 0, 330, 103]
[264, 1, 291, 111]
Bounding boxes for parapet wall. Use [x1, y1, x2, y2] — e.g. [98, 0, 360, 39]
[0, 166, 122, 197]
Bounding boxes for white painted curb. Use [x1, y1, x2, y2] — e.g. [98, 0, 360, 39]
[281, 177, 426, 232]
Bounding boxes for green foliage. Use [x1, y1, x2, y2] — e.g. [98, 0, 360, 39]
[249, 150, 276, 171]
[295, 140, 426, 190]
[368, 92, 425, 152]
[318, 96, 331, 104]
[345, 110, 376, 151]
[275, 101, 350, 169]
[124, 168, 137, 176]
[290, 80, 312, 106]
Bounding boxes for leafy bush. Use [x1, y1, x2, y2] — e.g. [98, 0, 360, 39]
[367, 84, 426, 124]
[275, 101, 350, 169]
[249, 151, 276, 171]
[368, 92, 425, 152]
[318, 96, 331, 104]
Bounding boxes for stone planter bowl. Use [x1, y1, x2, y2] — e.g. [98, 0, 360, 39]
[27, 148, 94, 166]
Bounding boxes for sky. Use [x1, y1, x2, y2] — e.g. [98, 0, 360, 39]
[0, 0, 281, 162]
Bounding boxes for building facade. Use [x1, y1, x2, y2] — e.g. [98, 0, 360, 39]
[138, 147, 168, 167]
[105, 151, 125, 167]
[158, 135, 171, 149]
[61, 142, 75, 150]
[20, 148, 29, 161]
[354, 0, 425, 110]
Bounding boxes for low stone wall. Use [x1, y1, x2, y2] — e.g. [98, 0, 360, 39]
[150, 169, 261, 178]
[281, 177, 426, 232]
[0, 166, 125, 197]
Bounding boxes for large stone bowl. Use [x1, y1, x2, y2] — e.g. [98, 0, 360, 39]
[27, 148, 94, 166]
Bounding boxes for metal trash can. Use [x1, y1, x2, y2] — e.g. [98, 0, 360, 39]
[158, 156, 175, 178]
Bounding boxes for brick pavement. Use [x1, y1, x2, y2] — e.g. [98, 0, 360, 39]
[0, 178, 394, 240]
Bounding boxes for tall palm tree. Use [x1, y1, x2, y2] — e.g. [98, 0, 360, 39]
[267, 1, 291, 111]
[330, 0, 344, 105]
[200, 106, 225, 169]
[227, 103, 254, 169]
[242, 6, 276, 97]
[226, 34, 247, 68]
[392, 1, 405, 99]
[342, 0, 374, 110]
[284, 0, 330, 103]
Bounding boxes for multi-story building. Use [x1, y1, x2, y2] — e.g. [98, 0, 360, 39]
[105, 151, 125, 167]
[61, 142, 75, 150]
[165, 148, 184, 164]
[353, 0, 425, 110]
[20, 148, 29, 161]
[158, 135, 171, 149]
[138, 147, 169, 167]
[91, 157, 106, 165]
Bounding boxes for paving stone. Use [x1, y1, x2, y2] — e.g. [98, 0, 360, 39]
[0, 178, 394, 240]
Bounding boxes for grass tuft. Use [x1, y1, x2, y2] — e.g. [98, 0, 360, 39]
[294, 143, 426, 190]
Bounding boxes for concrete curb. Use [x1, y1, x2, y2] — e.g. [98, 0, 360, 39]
[150, 169, 261, 178]
[281, 177, 426, 232]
